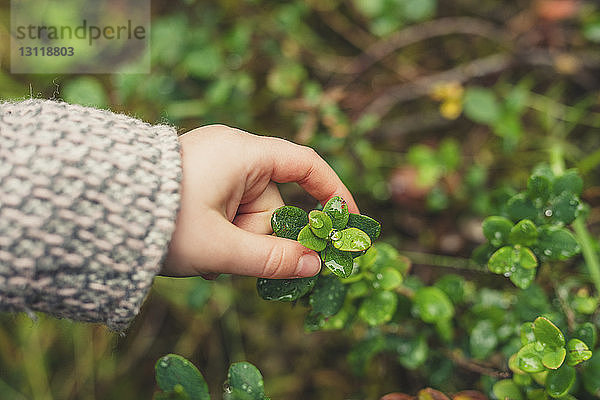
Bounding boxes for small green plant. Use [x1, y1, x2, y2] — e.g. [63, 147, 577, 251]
[493, 317, 594, 399]
[154, 354, 269, 400]
[475, 166, 584, 289]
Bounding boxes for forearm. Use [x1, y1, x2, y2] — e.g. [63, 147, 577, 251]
[0, 99, 182, 331]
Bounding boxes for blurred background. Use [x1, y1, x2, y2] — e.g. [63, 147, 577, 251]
[1, 0, 600, 399]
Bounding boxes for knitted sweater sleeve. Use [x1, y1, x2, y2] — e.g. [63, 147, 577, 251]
[0, 99, 182, 331]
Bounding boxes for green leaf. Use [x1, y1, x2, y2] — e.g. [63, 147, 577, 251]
[565, 338, 592, 366]
[297, 225, 327, 252]
[546, 364, 575, 398]
[492, 379, 523, 400]
[309, 275, 347, 317]
[575, 322, 597, 350]
[535, 227, 580, 261]
[510, 265, 536, 289]
[552, 169, 583, 196]
[372, 266, 403, 290]
[582, 353, 600, 397]
[155, 354, 209, 400]
[323, 196, 349, 229]
[533, 317, 565, 348]
[332, 227, 371, 252]
[542, 347, 566, 369]
[470, 320, 498, 359]
[527, 174, 552, 204]
[517, 342, 545, 373]
[546, 191, 580, 225]
[521, 322, 536, 345]
[154, 387, 190, 400]
[433, 274, 466, 304]
[224, 362, 266, 400]
[509, 220, 538, 246]
[482, 216, 513, 247]
[321, 244, 354, 278]
[387, 335, 428, 370]
[463, 87, 501, 124]
[271, 206, 308, 240]
[413, 287, 454, 323]
[488, 246, 514, 275]
[256, 276, 317, 301]
[358, 290, 398, 326]
[308, 210, 333, 239]
[346, 213, 381, 242]
[506, 194, 538, 222]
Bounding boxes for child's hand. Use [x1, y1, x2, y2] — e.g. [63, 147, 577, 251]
[162, 125, 358, 279]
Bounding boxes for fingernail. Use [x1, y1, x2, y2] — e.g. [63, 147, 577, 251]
[297, 253, 321, 277]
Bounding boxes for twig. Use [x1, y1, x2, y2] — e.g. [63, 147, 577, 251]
[445, 349, 511, 378]
[363, 53, 512, 118]
[344, 17, 510, 75]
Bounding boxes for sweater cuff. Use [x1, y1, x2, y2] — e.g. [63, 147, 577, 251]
[0, 99, 182, 331]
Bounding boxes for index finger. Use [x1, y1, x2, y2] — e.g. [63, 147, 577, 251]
[256, 136, 359, 213]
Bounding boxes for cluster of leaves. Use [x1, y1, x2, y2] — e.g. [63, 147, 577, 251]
[493, 317, 595, 399]
[474, 166, 584, 289]
[154, 354, 269, 400]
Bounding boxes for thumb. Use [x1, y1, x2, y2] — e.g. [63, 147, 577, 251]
[211, 216, 322, 278]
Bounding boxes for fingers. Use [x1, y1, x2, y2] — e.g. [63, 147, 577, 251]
[234, 182, 284, 234]
[205, 211, 322, 278]
[253, 135, 359, 213]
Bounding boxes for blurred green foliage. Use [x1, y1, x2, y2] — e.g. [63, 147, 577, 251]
[2, 0, 600, 399]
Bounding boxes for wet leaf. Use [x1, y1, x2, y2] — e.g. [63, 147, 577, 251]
[323, 196, 349, 229]
[546, 191, 580, 225]
[256, 276, 317, 301]
[347, 213, 381, 242]
[508, 219, 538, 246]
[332, 227, 372, 252]
[413, 287, 454, 323]
[308, 210, 333, 239]
[565, 338, 592, 366]
[542, 347, 566, 369]
[527, 174, 552, 204]
[545, 364, 575, 398]
[271, 206, 308, 240]
[155, 354, 209, 400]
[224, 362, 266, 400]
[517, 342, 545, 373]
[309, 275, 347, 317]
[552, 169, 583, 196]
[488, 246, 514, 275]
[506, 193, 538, 222]
[321, 244, 354, 278]
[535, 227, 580, 261]
[575, 322, 597, 350]
[390, 335, 428, 370]
[482, 216, 513, 247]
[512, 268, 537, 293]
[297, 225, 327, 251]
[520, 322, 536, 345]
[358, 290, 398, 326]
[434, 274, 466, 304]
[533, 317, 565, 348]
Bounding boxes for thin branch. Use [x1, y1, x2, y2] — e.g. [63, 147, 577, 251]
[445, 349, 511, 378]
[363, 53, 512, 118]
[400, 250, 488, 273]
[344, 17, 510, 75]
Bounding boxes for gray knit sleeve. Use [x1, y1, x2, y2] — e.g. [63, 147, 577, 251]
[0, 99, 182, 331]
